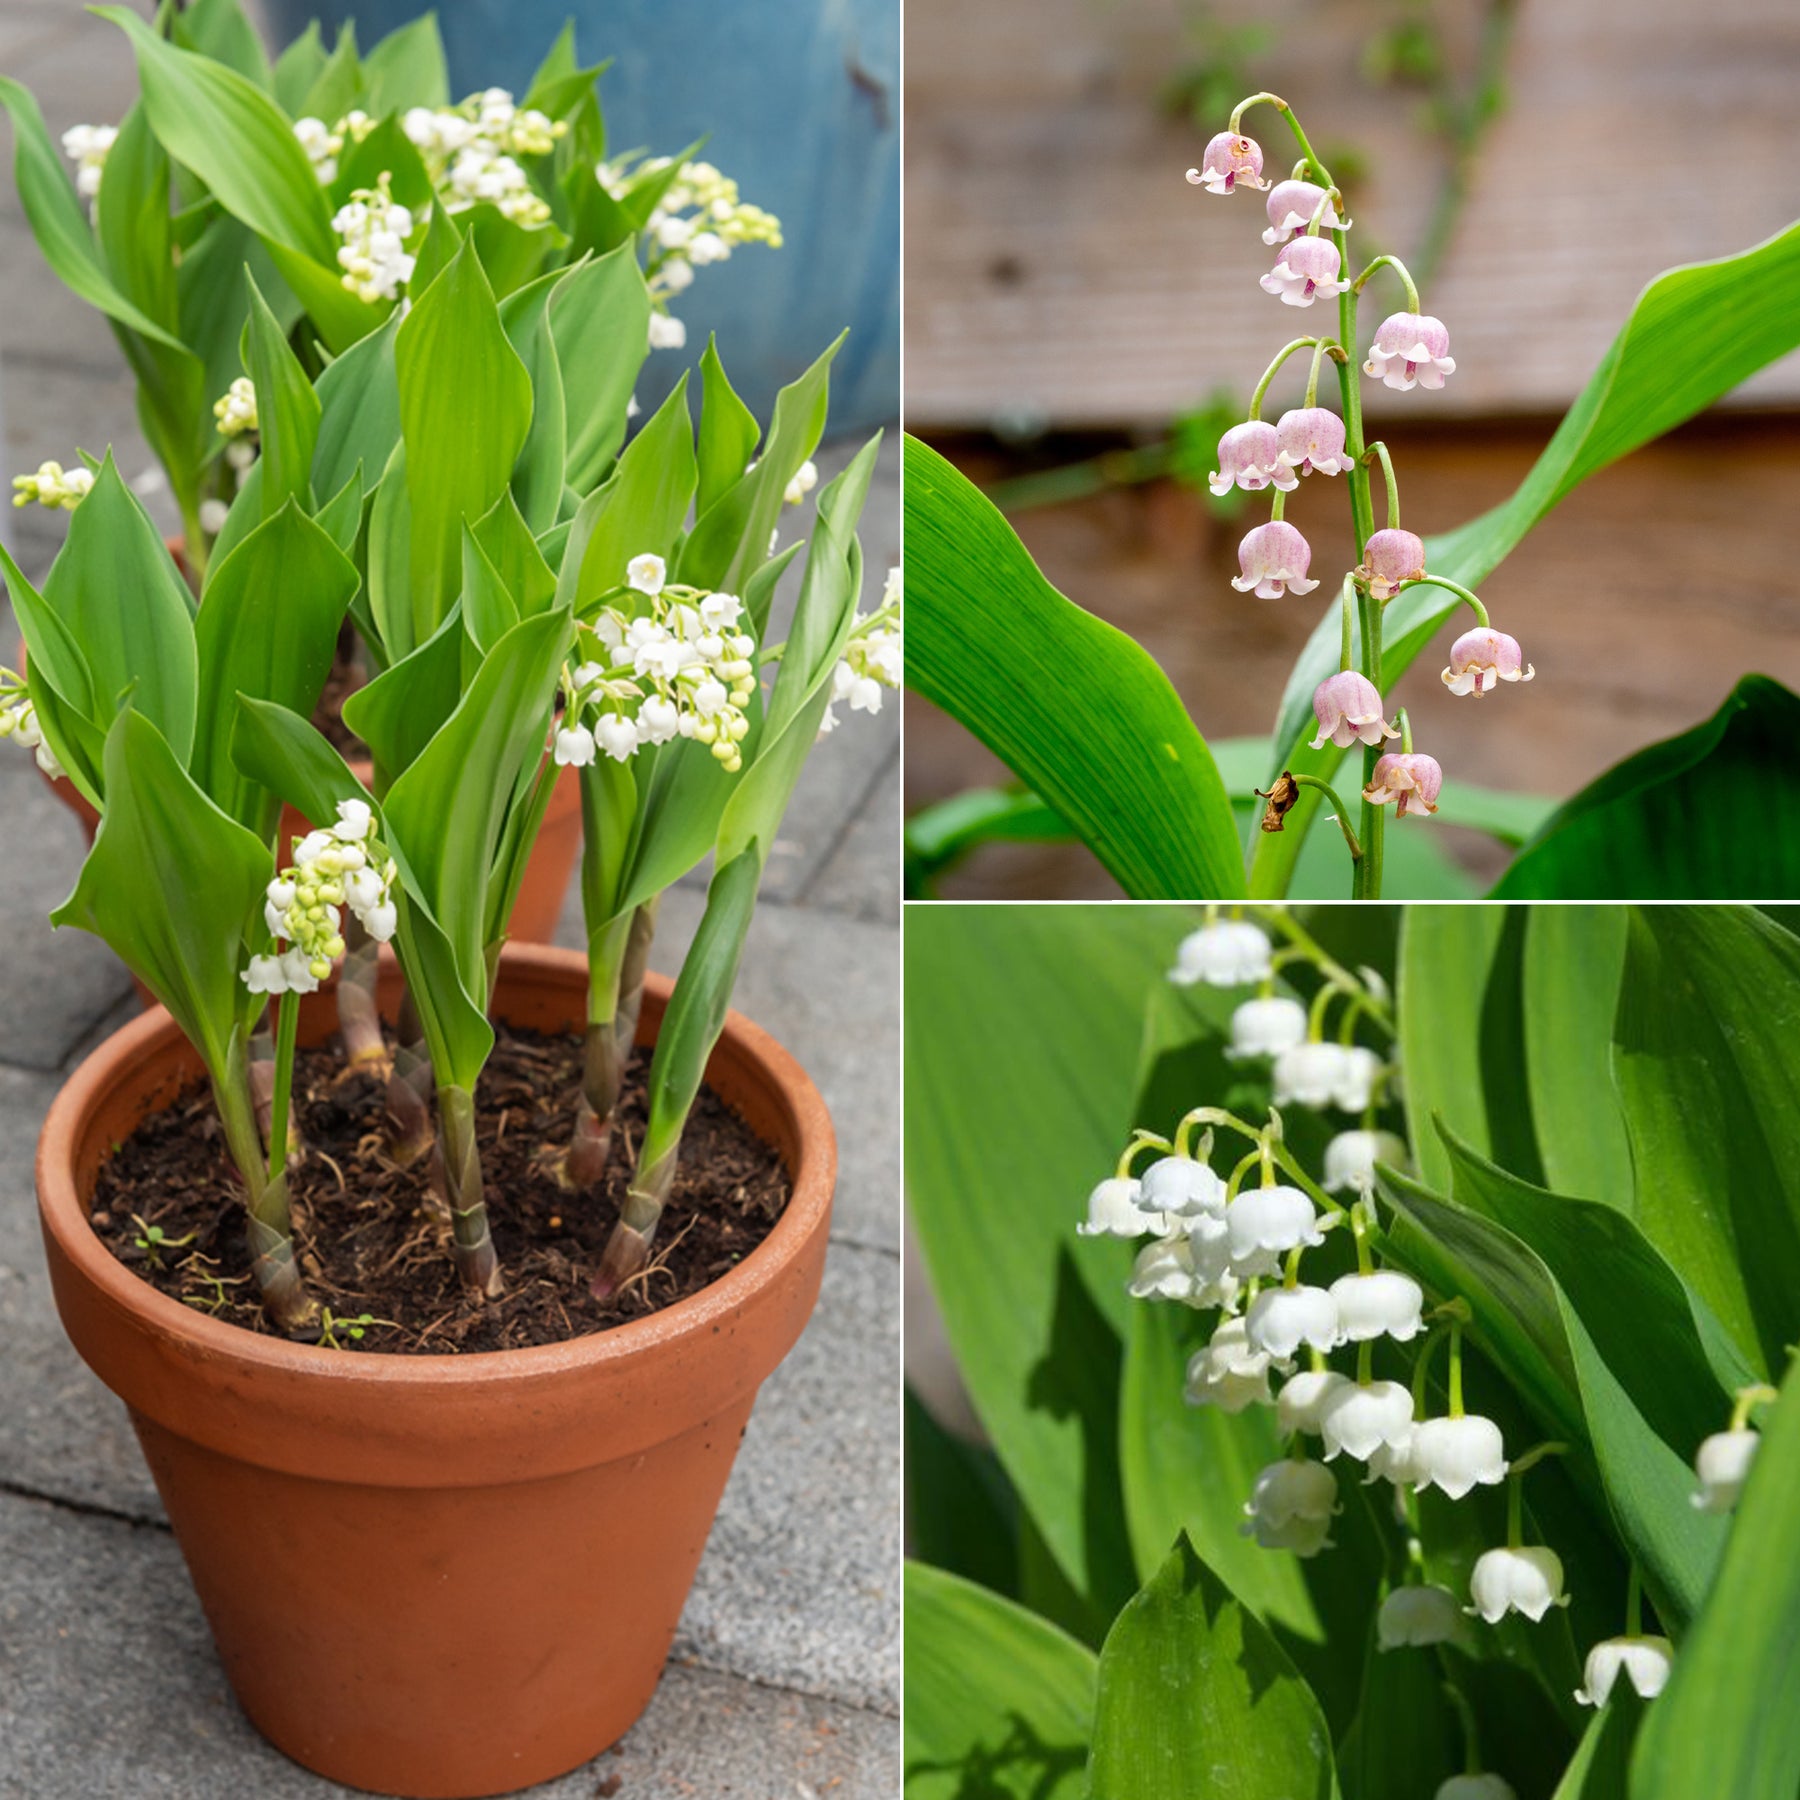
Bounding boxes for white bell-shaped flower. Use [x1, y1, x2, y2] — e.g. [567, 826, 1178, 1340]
[1319, 1378, 1414, 1462]
[1330, 1270, 1425, 1343]
[1241, 1457, 1338, 1554]
[1411, 1414, 1508, 1500]
[1169, 920, 1273, 988]
[1184, 1219, 1243, 1311]
[1436, 1776, 1516, 1800]
[1575, 1635, 1673, 1708]
[1272, 1040, 1348, 1109]
[1468, 1545, 1567, 1623]
[1226, 1184, 1323, 1276]
[1227, 995, 1308, 1061]
[1378, 1583, 1462, 1650]
[1077, 1176, 1161, 1239]
[1245, 1284, 1339, 1362]
[1128, 1236, 1197, 1302]
[1365, 1430, 1424, 1488]
[1276, 1368, 1351, 1437]
[1139, 1153, 1227, 1220]
[1692, 1428, 1759, 1513]
[1334, 1045, 1385, 1111]
[1185, 1318, 1274, 1413]
[1324, 1129, 1409, 1193]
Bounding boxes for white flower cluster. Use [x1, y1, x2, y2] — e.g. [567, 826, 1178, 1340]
[243, 801, 397, 998]
[292, 110, 373, 186]
[61, 122, 116, 201]
[331, 173, 417, 304]
[401, 88, 563, 226]
[819, 565, 903, 736]
[11, 459, 93, 512]
[213, 377, 258, 439]
[0, 673, 64, 778]
[553, 553, 759, 775]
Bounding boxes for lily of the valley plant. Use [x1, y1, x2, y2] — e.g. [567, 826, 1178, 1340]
[3, 206, 895, 1331]
[2, 0, 781, 578]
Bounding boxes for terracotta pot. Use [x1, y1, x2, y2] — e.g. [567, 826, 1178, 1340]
[36, 945, 836, 1798]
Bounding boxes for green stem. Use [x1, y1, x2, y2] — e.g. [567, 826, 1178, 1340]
[1364, 441, 1400, 530]
[1230, 94, 1332, 188]
[1269, 488, 1286, 522]
[1290, 774, 1362, 863]
[1399, 707, 1414, 755]
[1116, 1130, 1174, 1179]
[1302, 338, 1332, 409]
[1438, 1667, 1483, 1776]
[1249, 337, 1323, 419]
[1338, 573, 1355, 672]
[1732, 1385, 1780, 1431]
[1506, 1472, 1524, 1548]
[266, 988, 299, 1184]
[1447, 1322, 1465, 1418]
[1352, 585, 1385, 900]
[1411, 1324, 1450, 1413]
[1356, 1337, 1374, 1384]
[1625, 1565, 1644, 1637]
[1258, 911, 1394, 1030]
[1395, 574, 1489, 628]
[1352, 253, 1422, 313]
[439, 1084, 501, 1298]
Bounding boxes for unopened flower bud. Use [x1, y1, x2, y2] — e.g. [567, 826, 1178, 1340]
[1357, 528, 1426, 600]
[1277, 1369, 1352, 1437]
[1443, 627, 1534, 698]
[1232, 521, 1320, 598]
[1364, 752, 1443, 820]
[1139, 1153, 1227, 1220]
[1692, 1428, 1759, 1513]
[1187, 131, 1267, 194]
[1078, 1176, 1161, 1239]
[1324, 1130, 1409, 1193]
[554, 724, 597, 767]
[1365, 313, 1456, 391]
[1437, 1776, 1516, 1800]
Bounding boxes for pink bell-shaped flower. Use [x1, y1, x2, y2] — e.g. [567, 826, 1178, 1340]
[1365, 312, 1456, 390]
[1310, 672, 1399, 750]
[1259, 236, 1349, 308]
[1274, 407, 1355, 478]
[1187, 131, 1267, 194]
[1262, 179, 1346, 245]
[1209, 420, 1295, 496]
[1232, 521, 1320, 598]
[1364, 752, 1443, 819]
[1357, 528, 1427, 600]
[1443, 627, 1534, 697]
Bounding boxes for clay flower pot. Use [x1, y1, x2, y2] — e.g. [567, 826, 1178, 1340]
[36, 944, 836, 1798]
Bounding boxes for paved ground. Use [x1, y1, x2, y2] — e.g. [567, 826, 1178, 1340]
[0, 5, 900, 1793]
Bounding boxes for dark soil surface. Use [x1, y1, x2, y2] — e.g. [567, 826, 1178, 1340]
[90, 1024, 790, 1354]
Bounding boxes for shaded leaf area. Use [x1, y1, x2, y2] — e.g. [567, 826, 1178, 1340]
[904, 1562, 1095, 1800]
[1087, 1535, 1338, 1800]
[905, 436, 1244, 899]
[905, 1388, 1022, 1603]
[1491, 677, 1800, 898]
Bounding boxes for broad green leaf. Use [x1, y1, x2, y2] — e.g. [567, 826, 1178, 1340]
[906, 436, 1243, 899]
[391, 888, 493, 1093]
[0, 544, 105, 807]
[93, 102, 179, 336]
[1380, 1135, 1736, 1630]
[906, 905, 1196, 1613]
[499, 268, 569, 533]
[43, 454, 197, 768]
[177, 215, 295, 456]
[52, 709, 270, 1078]
[298, 23, 365, 127]
[240, 273, 319, 518]
[396, 236, 534, 650]
[1087, 1534, 1338, 1800]
[904, 1389, 1021, 1602]
[408, 192, 463, 298]
[331, 112, 432, 215]
[680, 332, 844, 597]
[904, 1562, 1096, 1800]
[459, 525, 521, 658]
[697, 335, 762, 514]
[271, 21, 327, 114]
[1553, 1692, 1644, 1800]
[1524, 908, 1634, 1206]
[569, 377, 697, 606]
[1617, 907, 1800, 1370]
[472, 491, 557, 616]
[1256, 223, 1800, 896]
[464, 203, 559, 299]
[1337, 1613, 1458, 1800]
[360, 12, 449, 114]
[562, 156, 635, 261]
[96, 8, 334, 264]
[312, 308, 401, 501]
[173, 0, 273, 90]
[191, 503, 358, 833]
[230, 693, 379, 840]
[1491, 677, 1800, 898]
[0, 76, 190, 352]
[549, 241, 651, 491]
[381, 609, 572, 997]
[1629, 1352, 1800, 1800]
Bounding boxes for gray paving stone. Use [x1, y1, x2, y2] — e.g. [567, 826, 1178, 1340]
[559, 884, 899, 1256]
[0, 1489, 897, 1799]
[801, 741, 901, 926]
[676, 1239, 899, 1713]
[0, 760, 134, 1071]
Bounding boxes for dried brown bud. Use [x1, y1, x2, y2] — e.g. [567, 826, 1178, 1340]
[1255, 771, 1302, 832]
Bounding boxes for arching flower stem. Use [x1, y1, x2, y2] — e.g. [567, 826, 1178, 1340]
[1363, 440, 1401, 531]
[1352, 253, 1422, 314]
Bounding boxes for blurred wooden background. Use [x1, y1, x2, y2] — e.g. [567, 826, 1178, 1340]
[903, 0, 1800, 897]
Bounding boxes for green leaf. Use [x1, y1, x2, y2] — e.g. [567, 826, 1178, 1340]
[231, 693, 376, 835]
[297, 23, 365, 128]
[173, 0, 273, 89]
[567, 376, 696, 606]
[1256, 223, 1800, 896]
[341, 603, 467, 783]
[52, 709, 270, 1080]
[464, 203, 559, 299]
[1522, 907, 1634, 1206]
[459, 524, 521, 657]
[905, 436, 1243, 899]
[904, 1562, 1095, 1800]
[331, 112, 433, 215]
[697, 335, 762, 515]
[1629, 1352, 1800, 1800]
[1087, 1534, 1338, 1800]
[1337, 1613, 1458, 1800]
[191, 502, 359, 833]
[498, 269, 569, 533]
[904, 1388, 1021, 1601]
[1616, 907, 1800, 1370]
[0, 543, 105, 807]
[395, 235, 534, 651]
[239, 272, 319, 517]
[0, 76, 190, 352]
[906, 905, 1197, 1613]
[96, 8, 334, 265]
[271, 21, 327, 114]
[43, 454, 198, 769]
[312, 308, 401, 501]
[360, 11, 449, 114]
[550, 241, 651, 492]
[1491, 677, 1800, 898]
[471, 490, 557, 616]
[1552, 1692, 1643, 1800]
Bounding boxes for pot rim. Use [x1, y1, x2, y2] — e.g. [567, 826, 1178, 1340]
[37, 942, 836, 1393]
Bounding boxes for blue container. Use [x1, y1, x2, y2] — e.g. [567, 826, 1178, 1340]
[262, 0, 898, 431]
